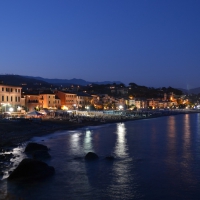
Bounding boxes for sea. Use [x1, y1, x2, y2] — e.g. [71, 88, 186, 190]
[0, 113, 200, 200]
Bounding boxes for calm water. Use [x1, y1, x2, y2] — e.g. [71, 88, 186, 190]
[1, 113, 200, 200]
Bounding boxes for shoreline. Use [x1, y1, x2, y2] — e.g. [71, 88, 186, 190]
[0, 110, 200, 180]
[1, 110, 199, 149]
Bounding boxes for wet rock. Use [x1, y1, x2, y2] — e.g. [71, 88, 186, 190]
[85, 152, 99, 160]
[7, 158, 55, 181]
[24, 143, 48, 153]
[32, 150, 51, 160]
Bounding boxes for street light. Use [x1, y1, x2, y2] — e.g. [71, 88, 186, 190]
[85, 106, 90, 111]
[9, 107, 14, 112]
[17, 106, 22, 111]
[119, 105, 123, 110]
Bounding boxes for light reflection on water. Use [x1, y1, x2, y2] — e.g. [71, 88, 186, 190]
[114, 123, 127, 158]
[70, 133, 81, 155]
[1, 114, 200, 199]
[83, 129, 93, 153]
[107, 123, 137, 199]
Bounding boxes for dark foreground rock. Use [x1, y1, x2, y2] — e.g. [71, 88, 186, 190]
[32, 150, 51, 160]
[24, 143, 48, 152]
[7, 158, 55, 181]
[85, 152, 99, 160]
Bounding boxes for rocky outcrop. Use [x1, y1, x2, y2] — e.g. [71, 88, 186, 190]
[85, 152, 99, 160]
[32, 150, 51, 160]
[24, 143, 48, 153]
[7, 158, 55, 181]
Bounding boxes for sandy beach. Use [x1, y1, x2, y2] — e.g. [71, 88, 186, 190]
[0, 119, 101, 148]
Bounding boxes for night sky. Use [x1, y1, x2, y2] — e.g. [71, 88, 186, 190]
[0, 0, 200, 89]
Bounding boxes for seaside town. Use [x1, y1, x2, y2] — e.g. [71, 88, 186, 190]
[1, 1, 200, 199]
[0, 75, 199, 119]
[1, 75, 200, 187]
[1, 74, 199, 149]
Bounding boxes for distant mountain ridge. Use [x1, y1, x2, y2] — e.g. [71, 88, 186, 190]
[1, 75, 199, 94]
[0, 75, 51, 87]
[24, 76, 122, 86]
[179, 87, 200, 94]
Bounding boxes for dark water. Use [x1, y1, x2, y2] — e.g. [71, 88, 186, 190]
[1, 113, 200, 200]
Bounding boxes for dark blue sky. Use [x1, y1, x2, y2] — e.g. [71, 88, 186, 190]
[0, 0, 200, 89]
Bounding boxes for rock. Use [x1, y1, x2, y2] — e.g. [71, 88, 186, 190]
[105, 155, 115, 160]
[24, 143, 48, 153]
[32, 150, 51, 160]
[85, 152, 99, 160]
[7, 158, 55, 181]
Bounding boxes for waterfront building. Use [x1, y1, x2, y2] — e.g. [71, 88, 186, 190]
[23, 90, 61, 111]
[135, 98, 147, 109]
[56, 91, 77, 110]
[23, 92, 42, 112]
[147, 99, 160, 109]
[39, 91, 60, 109]
[76, 92, 92, 110]
[54, 95, 61, 109]
[0, 82, 22, 112]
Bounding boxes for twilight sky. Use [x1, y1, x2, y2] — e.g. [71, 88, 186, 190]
[0, 0, 200, 89]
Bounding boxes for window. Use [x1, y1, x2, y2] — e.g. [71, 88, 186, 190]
[11, 88, 13, 92]
[7, 96, 8, 101]
[2, 87, 4, 91]
[2, 96, 4, 101]
[11, 96, 12, 102]
[18, 97, 20, 102]
[15, 97, 17, 102]
[15, 89, 17, 92]
[18, 89, 20, 93]
[6, 88, 9, 92]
